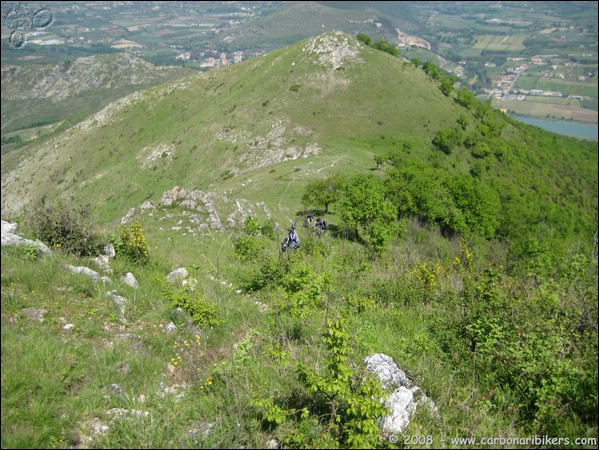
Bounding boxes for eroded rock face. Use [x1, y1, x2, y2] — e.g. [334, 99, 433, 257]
[364, 353, 438, 434]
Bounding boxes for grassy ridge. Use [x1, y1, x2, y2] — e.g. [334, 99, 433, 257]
[1, 33, 474, 223]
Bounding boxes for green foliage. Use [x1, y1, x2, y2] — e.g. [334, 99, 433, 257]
[428, 246, 598, 436]
[242, 255, 290, 292]
[432, 127, 462, 154]
[28, 200, 105, 257]
[297, 317, 389, 448]
[374, 153, 386, 170]
[21, 244, 41, 261]
[422, 61, 441, 80]
[110, 221, 149, 264]
[232, 217, 267, 262]
[444, 175, 500, 237]
[355, 32, 398, 57]
[457, 113, 469, 130]
[253, 317, 389, 448]
[156, 276, 218, 328]
[440, 75, 456, 96]
[244, 216, 261, 236]
[356, 33, 371, 46]
[455, 86, 477, 109]
[385, 165, 500, 238]
[232, 235, 262, 262]
[302, 175, 345, 214]
[260, 219, 276, 239]
[274, 263, 331, 319]
[371, 40, 398, 57]
[339, 175, 398, 255]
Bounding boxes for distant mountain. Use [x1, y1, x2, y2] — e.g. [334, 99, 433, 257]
[1, 53, 196, 149]
[212, 1, 415, 51]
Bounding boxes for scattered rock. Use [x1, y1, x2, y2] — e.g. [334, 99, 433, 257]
[88, 417, 109, 435]
[67, 265, 100, 282]
[167, 267, 188, 282]
[104, 244, 116, 258]
[105, 408, 149, 418]
[364, 353, 412, 390]
[122, 272, 138, 288]
[1, 220, 52, 255]
[106, 290, 127, 323]
[21, 307, 47, 322]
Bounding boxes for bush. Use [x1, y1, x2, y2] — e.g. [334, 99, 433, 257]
[156, 277, 218, 328]
[110, 221, 149, 264]
[29, 200, 104, 257]
[232, 235, 262, 262]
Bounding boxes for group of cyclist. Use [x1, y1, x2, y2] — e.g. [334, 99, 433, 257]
[281, 214, 328, 253]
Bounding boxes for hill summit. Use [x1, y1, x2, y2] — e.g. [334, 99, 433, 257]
[1, 31, 465, 222]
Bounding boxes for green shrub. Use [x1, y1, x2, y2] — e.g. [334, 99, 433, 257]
[110, 221, 149, 264]
[29, 200, 104, 257]
[156, 277, 218, 328]
[242, 255, 290, 292]
[232, 235, 262, 262]
[253, 317, 389, 448]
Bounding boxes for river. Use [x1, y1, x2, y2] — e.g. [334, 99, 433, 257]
[510, 114, 598, 141]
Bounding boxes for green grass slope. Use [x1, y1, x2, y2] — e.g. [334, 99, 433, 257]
[1, 53, 196, 150]
[0, 32, 474, 221]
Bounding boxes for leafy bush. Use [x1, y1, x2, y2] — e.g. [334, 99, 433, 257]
[339, 175, 398, 255]
[356, 32, 371, 46]
[243, 216, 260, 236]
[156, 277, 218, 328]
[232, 235, 262, 262]
[302, 175, 345, 214]
[242, 255, 290, 292]
[253, 317, 389, 448]
[29, 200, 104, 257]
[110, 221, 149, 264]
[371, 40, 398, 57]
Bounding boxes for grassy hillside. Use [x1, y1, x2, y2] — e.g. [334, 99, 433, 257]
[1, 32, 597, 448]
[1, 53, 196, 151]
[0, 32, 489, 221]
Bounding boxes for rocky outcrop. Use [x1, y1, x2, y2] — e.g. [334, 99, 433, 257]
[1, 220, 52, 255]
[365, 353, 438, 434]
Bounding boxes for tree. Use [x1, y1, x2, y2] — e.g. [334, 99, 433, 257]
[456, 86, 477, 109]
[440, 75, 457, 96]
[374, 153, 386, 170]
[432, 128, 456, 155]
[422, 61, 441, 80]
[302, 175, 345, 214]
[339, 175, 398, 255]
